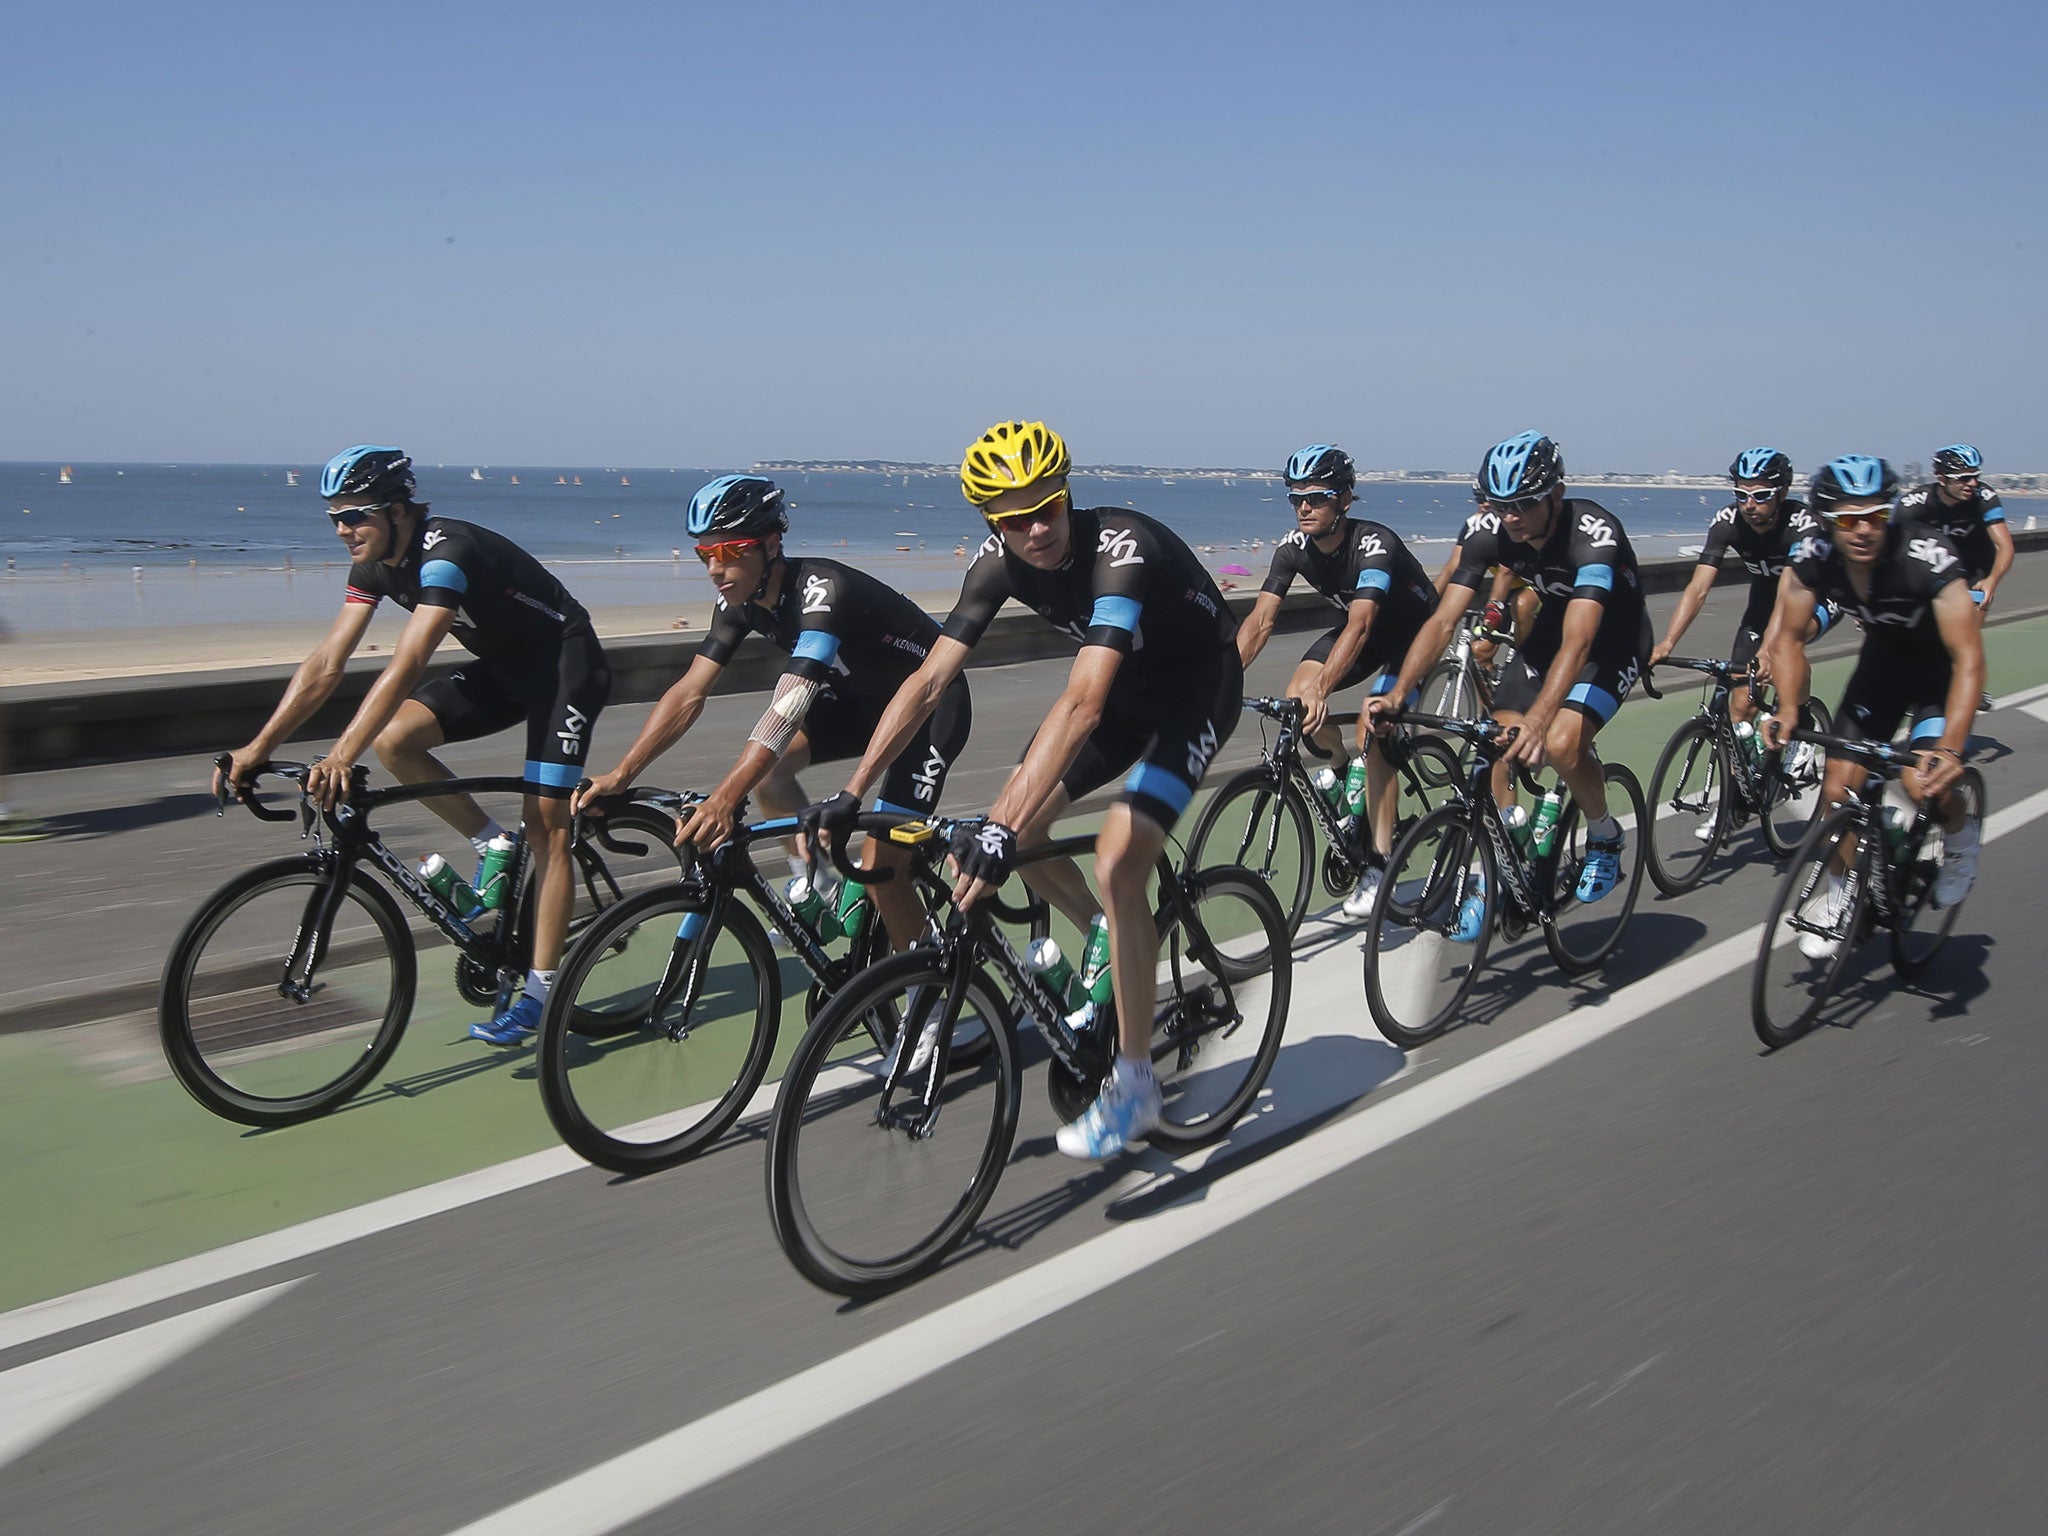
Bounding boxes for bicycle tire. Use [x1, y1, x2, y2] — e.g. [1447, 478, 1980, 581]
[1752, 806, 1872, 1049]
[1418, 659, 1481, 780]
[767, 952, 1021, 1297]
[1891, 767, 1986, 979]
[159, 856, 416, 1127]
[1184, 766, 1316, 939]
[538, 884, 782, 1173]
[1646, 718, 1728, 896]
[1363, 804, 1497, 1048]
[1144, 867, 1292, 1148]
[1759, 699, 1836, 858]
[1543, 764, 1648, 975]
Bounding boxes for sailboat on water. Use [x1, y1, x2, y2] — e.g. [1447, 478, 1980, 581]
[470, 468, 484, 481]
[58, 466, 73, 484]
[285, 469, 300, 487]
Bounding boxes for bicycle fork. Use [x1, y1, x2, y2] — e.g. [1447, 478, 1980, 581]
[280, 854, 353, 1004]
[877, 942, 972, 1140]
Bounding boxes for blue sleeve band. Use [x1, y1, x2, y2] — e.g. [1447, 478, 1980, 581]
[1090, 594, 1142, 632]
[419, 559, 469, 594]
[1984, 508, 2006, 525]
[1910, 716, 1948, 742]
[1573, 564, 1614, 592]
[1123, 762, 1194, 815]
[793, 629, 841, 665]
[524, 760, 581, 789]
[1354, 568, 1393, 593]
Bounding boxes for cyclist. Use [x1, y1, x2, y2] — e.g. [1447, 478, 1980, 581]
[572, 474, 971, 955]
[814, 420, 1240, 1161]
[1895, 444, 2014, 614]
[1435, 505, 1536, 668]
[1649, 447, 1836, 836]
[1231, 445, 1440, 917]
[218, 445, 612, 1044]
[1763, 455, 1984, 957]
[1369, 430, 1649, 913]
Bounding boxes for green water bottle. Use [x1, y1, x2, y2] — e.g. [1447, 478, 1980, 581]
[1026, 937, 1082, 1012]
[1529, 787, 1565, 858]
[1078, 913, 1113, 1007]
[474, 833, 519, 910]
[418, 854, 480, 918]
[1500, 803, 1532, 853]
[1311, 765, 1345, 814]
[785, 875, 827, 932]
[1343, 755, 1369, 817]
[833, 878, 869, 942]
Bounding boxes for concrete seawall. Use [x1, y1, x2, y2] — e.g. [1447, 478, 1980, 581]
[10, 539, 2047, 772]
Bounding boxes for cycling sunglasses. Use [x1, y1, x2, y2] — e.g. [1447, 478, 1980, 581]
[983, 484, 1070, 527]
[1826, 507, 1891, 530]
[1481, 492, 1550, 516]
[695, 537, 765, 563]
[1732, 488, 1780, 506]
[328, 501, 399, 528]
[1941, 472, 1982, 486]
[1287, 489, 1341, 508]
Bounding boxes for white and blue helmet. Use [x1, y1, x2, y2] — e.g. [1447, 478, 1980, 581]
[687, 474, 788, 538]
[1476, 430, 1563, 502]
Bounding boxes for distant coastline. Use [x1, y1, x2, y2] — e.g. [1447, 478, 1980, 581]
[756, 460, 2048, 496]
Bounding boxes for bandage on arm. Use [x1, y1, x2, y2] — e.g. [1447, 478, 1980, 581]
[748, 670, 822, 756]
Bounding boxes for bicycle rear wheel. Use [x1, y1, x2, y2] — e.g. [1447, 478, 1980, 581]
[538, 885, 781, 1173]
[1364, 804, 1496, 1048]
[1753, 807, 1872, 1048]
[767, 953, 1020, 1297]
[1760, 699, 1835, 857]
[1646, 718, 1728, 896]
[1418, 659, 1483, 779]
[1891, 767, 1986, 979]
[1544, 765, 1648, 974]
[1184, 767, 1316, 939]
[1145, 868, 1291, 1149]
[159, 857, 416, 1127]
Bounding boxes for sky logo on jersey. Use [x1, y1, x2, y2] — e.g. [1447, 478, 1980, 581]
[1576, 514, 1617, 549]
[1908, 538, 1958, 574]
[557, 703, 589, 757]
[1097, 527, 1144, 568]
[910, 744, 945, 804]
[1184, 718, 1220, 785]
[801, 574, 831, 614]
[422, 528, 446, 551]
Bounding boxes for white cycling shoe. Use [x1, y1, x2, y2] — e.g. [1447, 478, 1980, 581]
[1934, 820, 1981, 907]
[1797, 875, 1851, 962]
[1341, 866, 1384, 920]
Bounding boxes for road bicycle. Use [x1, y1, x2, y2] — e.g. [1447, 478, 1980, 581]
[1644, 657, 1834, 895]
[1362, 711, 1648, 1048]
[1415, 614, 1521, 779]
[534, 789, 1048, 1175]
[159, 757, 685, 1127]
[765, 813, 1291, 1297]
[1751, 733, 1986, 1049]
[1183, 696, 1460, 938]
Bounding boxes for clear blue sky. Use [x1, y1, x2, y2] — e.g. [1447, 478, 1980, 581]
[3, 0, 2041, 474]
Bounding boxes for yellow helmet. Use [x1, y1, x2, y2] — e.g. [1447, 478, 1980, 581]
[959, 420, 1071, 507]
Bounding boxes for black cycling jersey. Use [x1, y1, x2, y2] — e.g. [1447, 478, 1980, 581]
[1788, 520, 1968, 645]
[345, 515, 591, 659]
[1697, 497, 1824, 633]
[1895, 483, 2006, 582]
[696, 557, 939, 696]
[1450, 498, 1647, 671]
[1260, 517, 1437, 633]
[940, 506, 1237, 671]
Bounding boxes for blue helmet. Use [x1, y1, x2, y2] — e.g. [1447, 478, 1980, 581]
[1284, 444, 1355, 491]
[1476, 431, 1563, 502]
[320, 445, 414, 502]
[687, 474, 788, 538]
[1729, 446, 1793, 488]
[1932, 443, 1984, 478]
[1809, 455, 1899, 516]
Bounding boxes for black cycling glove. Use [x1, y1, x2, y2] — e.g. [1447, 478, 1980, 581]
[808, 791, 862, 839]
[949, 820, 1018, 886]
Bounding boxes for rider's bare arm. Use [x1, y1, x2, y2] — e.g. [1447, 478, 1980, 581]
[1653, 564, 1720, 663]
[838, 636, 974, 803]
[1763, 580, 1821, 747]
[988, 644, 1123, 830]
[220, 601, 378, 790]
[327, 604, 458, 766]
[1235, 591, 1283, 671]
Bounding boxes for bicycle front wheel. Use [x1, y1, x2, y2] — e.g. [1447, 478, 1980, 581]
[1892, 767, 1986, 979]
[767, 953, 1020, 1297]
[1185, 767, 1316, 938]
[1145, 868, 1292, 1149]
[1646, 718, 1728, 896]
[159, 857, 416, 1127]
[1364, 805, 1496, 1048]
[1544, 764, 1648, 975]
[539, 885, 781, 1173]
[1752, 807, 1872, 1048]
[1418, 659, 1482, 779]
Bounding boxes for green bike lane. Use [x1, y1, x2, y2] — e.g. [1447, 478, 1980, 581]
[7, 606, 2048, 1314]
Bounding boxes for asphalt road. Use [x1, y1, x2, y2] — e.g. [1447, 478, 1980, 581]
[3, 572, 2048, 1535]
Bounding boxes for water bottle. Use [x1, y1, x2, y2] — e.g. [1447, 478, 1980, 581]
[474, 833, 519, 911]
[1026, 937, 1082, 1012]
[1529, 787, 1565, 858]
[785, 875, 827, 932]
[418, 854, 480, 917]
[1881, 804, 1910, 858]
[1343, 755, 1369, 817]
[833, 878, 870, 942]
[1310, 765, 1344, 814]
[1734, 719, 1763, 763]
[1500, 802, 1532, 853]
[1078, 913, 1114, 1007]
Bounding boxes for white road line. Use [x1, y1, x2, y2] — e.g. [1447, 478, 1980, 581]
[442, 785, 2048, 1536]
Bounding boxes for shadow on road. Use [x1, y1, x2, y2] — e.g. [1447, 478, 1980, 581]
[35, 793, 222, 842]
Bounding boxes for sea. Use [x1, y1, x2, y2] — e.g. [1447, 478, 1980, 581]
[0, 461, 1743, 632]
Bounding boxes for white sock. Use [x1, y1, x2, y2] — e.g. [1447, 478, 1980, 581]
[1588, 813, 1621, 841]
[472, 819, 506, 857]
[525, 967, 556, 1005]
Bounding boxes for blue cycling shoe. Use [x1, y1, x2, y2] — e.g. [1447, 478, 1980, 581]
[1449, 873, 1488, 943]
[1575, 836, 1625, 903]
[469, 993, 543, 1046]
